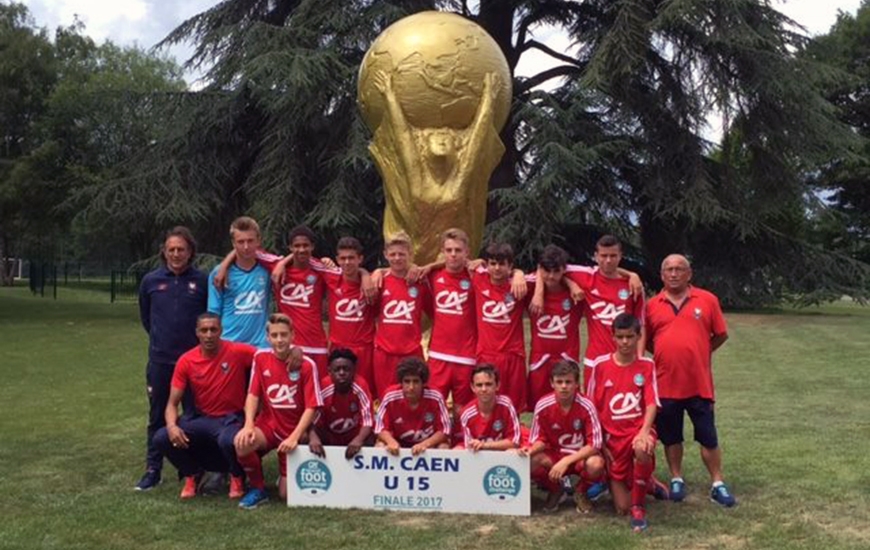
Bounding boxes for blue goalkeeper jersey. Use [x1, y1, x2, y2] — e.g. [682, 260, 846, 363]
[208, 262, 270, 349]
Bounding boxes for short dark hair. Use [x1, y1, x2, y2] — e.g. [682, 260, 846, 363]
[268, 313, 293, 329]
[539, 244, 569, 270]
[596, 234, 622, 251]
[484, 242, 514, 264]
[336, 236, 363, 255]
[196, 312, 221, 325]
[472, 363, 499, 384]
[288, 225, 316, 245]
[328, 347, 358, 366]
[161, 226, 197, 264]
[612, 313, 641, 334]
[397, 357, 429, 384]
[550, 359, 580, 382]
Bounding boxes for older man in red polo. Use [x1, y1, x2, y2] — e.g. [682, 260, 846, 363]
[645, 254, 735, 507]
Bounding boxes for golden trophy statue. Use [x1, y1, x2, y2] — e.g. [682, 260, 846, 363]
[358, 11, 512, 264]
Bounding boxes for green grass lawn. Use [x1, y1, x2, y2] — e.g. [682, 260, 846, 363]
[1, 285, 868, 550]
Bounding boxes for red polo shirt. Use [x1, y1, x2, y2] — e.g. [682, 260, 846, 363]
[645, 286, 727, 400]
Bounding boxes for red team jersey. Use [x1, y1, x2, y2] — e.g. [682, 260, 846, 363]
[258, 252, 336, 355]
[427, 268, 477, 365]
[171, 341, 255, 417]
[588, 355, 660, 438]
[316, 376, 375, 445]
[322, 271, 376, 348]
[472, 269, 527, 357]
[459, 396, 521, 447]
[374, 272, 431, 355]
[529, 392, 603, 455]
[645, 286, 727, 400]
[248, 350, 324, 439]
[374, 386, 451, 447]
[527, 280, 583, 363]
[566, 266, 645, 366]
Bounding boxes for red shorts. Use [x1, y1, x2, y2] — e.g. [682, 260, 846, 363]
[606, 432, 658, 483]
[373, 346, 424, 399]
[254, 417, 288, 476]
[478, 351, 527, 412]
[427, 357, 475, 407]
[332, 342, 374, 392]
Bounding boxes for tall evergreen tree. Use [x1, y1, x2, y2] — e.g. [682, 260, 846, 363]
[107, 0, 868, 305]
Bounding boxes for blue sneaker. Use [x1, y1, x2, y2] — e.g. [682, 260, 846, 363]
[238, 488, 269, 509]
[135, 469, 161, 491]
[669, 478, 686, 502]
[586, 481, 609, 501]
[710, 483, 737, 507]
[650, 477, 670, 500]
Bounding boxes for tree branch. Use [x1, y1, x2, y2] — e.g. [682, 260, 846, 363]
[516, 64, 584, 95]
[520, 39, 580, 67]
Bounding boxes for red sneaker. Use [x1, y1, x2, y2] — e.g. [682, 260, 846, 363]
[229, 475, 245, 499]
[180, 476, 197, 499]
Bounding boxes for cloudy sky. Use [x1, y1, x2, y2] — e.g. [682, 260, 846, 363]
[18, 0, 868, 81]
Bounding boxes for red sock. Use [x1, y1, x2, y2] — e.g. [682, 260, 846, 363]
[631, 460, 654, 508]
[531, 466, 560, 493]
[576, 466, 603, 494]
[238, 452, 264, 490]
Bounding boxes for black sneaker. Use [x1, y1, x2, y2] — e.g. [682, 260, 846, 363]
[135, 470, 162, 491]
[198, 472, 227, 495]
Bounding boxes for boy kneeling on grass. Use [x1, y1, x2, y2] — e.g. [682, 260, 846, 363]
[375, 358, 451, 455]
[454, 364, 521, 451]
[588, 313, 667, 532]
[520, 360, 605, 514]
[234, 314, 323, 509]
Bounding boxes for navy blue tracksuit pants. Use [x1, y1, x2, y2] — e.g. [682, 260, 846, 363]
[153, 412, 243, 478]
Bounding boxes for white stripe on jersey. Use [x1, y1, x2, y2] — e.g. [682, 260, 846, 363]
[497, 395, 522, 445]
[423, 388, 452, 433]
[374, 389, 404, 433]
[353, 382, 374, 427]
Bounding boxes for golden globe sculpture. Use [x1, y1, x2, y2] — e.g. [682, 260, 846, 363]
[358, 11, 512, 264]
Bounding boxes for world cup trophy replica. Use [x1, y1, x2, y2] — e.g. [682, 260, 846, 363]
[358, 11, 512, 264]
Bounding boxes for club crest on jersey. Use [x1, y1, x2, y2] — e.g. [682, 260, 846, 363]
[573, 419, 582, 430]
[258, 276, 267, 286]
[493, 420, 504, 432]
[289, 370, 300, 382]
[408, 286, 419, 298]
[618, 289, 630, 300]
[157, 283, 168, 291]
[562, 298, 572, 311]
[634, 374, 645, 386]
[188, 282, 197, 291]
[424, 412, 434, 423]
[694, 307, 702, 319]
[504, 293, 514, 305]
[306, 274, 316, 285]
[349, 402, 358, 413]
[460, 279, 471, 290]
[220, 362, 229, 374]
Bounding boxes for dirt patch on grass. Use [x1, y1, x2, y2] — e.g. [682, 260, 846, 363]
[474, 524, 498, 535]
[391, 516, 432, 529]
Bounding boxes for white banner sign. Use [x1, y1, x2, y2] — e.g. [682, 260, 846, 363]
[287, 446, 530, 516]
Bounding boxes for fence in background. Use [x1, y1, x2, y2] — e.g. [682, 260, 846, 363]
[24, 261, 147, 303]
